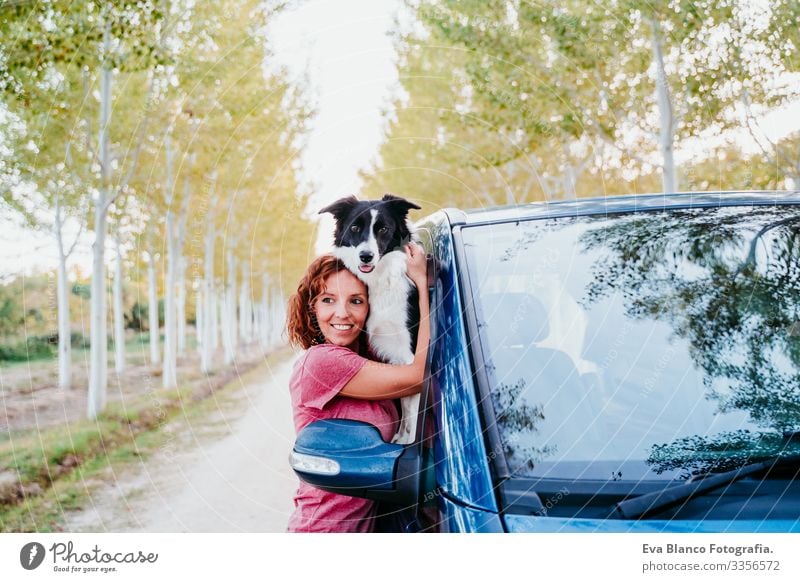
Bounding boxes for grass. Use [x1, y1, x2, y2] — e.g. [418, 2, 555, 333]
[0, 345, 288, 532]
[0, 330, 181, 368]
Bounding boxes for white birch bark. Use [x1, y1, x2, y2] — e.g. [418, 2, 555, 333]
[251, 280, 261, 347]
[176, 254, 186, 355]
[162, 134, 178, 389]
[200, 277, 214, 373]
[270, 287, 284, 349]
[147, 245, 160, 365]
[651, 17, 678, 194]
[54, 198, 72, 391]
[175, 164, 191, 355]
[163, 220, 177, 387]
[112, 233, 126, 373]
[222, 247, 237, 365]
[201, 209, 216, 372]
[239, 261, 251, 344]
[176, 254, 187, 356]
[230, 252, 238, 351]
[260, 274, 270, 350]
[87, 22, 112, 419]
[212, 285, 221, 351]
[195, 283, 203, 358]
[562, 164, 577, 200]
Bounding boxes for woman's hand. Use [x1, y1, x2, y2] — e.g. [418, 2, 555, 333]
[405, 242, 427, 288]
[340, 241, 432, 401]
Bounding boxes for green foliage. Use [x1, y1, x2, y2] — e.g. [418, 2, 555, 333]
[0, 337, 54, 363]
[0, 296, 25, 337]
[647, 429, 794, 477]
[71, 283, 90, 300]
[361, 0, 800, 204]
[581, 206, 800, 434]
[0, 0, 169, 222]
[0, 332, 89, 363]
[0, 271, 91, 359]
[128, 300, 164, 331]
[0, 274, 54, 338]
[129, 301, 147, 331]
[1, 1, 167, 96]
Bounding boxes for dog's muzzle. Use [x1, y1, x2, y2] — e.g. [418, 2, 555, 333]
[358, 251, 375, 273]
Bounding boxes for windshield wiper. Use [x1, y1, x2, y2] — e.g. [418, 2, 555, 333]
[614, 454, 800, 520]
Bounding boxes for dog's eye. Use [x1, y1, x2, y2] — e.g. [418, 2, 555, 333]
[350, 225, 360, 233]
[378, 226, 388, 234]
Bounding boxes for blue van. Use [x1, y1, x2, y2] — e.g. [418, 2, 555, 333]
[292, 192, 800, 532]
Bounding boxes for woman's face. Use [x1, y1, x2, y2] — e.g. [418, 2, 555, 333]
[313, 269, 368, 350]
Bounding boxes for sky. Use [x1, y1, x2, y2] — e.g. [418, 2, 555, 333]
[266, 0, 405, 254]
[0, 0, 404, 276]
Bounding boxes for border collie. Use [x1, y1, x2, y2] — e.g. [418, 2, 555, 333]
[319, 194, 422, 444]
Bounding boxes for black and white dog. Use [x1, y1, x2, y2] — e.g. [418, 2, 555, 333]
[319, 194, 422, 444]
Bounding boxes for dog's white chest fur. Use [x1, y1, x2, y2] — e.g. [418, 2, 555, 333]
[330, 244, 419, 444]
[361, 249, 419, 444]
[365, 250, 415, 365]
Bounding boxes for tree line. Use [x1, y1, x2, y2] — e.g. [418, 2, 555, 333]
[1, 1, 316, 419]
[359, 0, 800, 207]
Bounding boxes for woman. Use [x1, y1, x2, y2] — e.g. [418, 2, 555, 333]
[285, 244, 430, 532]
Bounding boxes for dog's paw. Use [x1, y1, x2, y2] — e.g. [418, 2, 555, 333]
[391, 430, 414, 445]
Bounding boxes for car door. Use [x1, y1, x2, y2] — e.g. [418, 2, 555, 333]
[374, 225, 440, 532]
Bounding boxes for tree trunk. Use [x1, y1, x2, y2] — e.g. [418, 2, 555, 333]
[175, 166, 191, 356]
[213, 286, 221, 351]
[147, 244, 160, 365]
[163, 217, 177, 388]
[260, 274, 270, 351]
[251, 279, 261, 347]
[239, 260, 251, 344]
[195, 283, 203, 358]
[162, 135, 178, 389]
[88, 203, 108, 418]
[113, 234, 126, 374]
[562, 164, 577, 200]
[270, 287, 283, 349]
[176, 256, 187, 355]
[201, 220, 216, 373]
[651, 17, 678, 194]
[87, 23, 112, 419]
[54, 199, 72, 391]
[223, 248, 237, 364]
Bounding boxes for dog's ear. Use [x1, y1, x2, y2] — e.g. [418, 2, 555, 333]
[381, 193, 421, 215]
[318, 196, 359, 219]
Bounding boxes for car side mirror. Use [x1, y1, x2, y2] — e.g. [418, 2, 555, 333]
[290, 419, 423, 504]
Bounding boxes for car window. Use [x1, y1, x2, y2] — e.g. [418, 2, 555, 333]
[462, 205, 800, 481]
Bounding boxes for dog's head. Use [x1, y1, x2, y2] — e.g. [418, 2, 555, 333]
[319, 194, 421, 279]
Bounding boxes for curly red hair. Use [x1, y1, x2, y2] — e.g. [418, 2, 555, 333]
[286, 255, 369, 350]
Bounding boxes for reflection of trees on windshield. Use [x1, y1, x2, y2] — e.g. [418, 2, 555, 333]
[580, 206, 800, 471]
[496, 217, 571, 263]
[490, 379, 556, 472]
[647, 429, 799, 479]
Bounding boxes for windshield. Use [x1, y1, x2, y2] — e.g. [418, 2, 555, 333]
[462, 205, 800, 482]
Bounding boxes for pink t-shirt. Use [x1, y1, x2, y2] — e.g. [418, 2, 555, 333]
[287, 344, 400, 533]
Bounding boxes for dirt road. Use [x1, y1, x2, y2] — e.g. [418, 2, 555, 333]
[63, 353, 300, 532]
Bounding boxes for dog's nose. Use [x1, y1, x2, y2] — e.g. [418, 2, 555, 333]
[359, 251, 373, 264]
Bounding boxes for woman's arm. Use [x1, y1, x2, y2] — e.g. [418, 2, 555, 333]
[339, 243, 430, 400]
